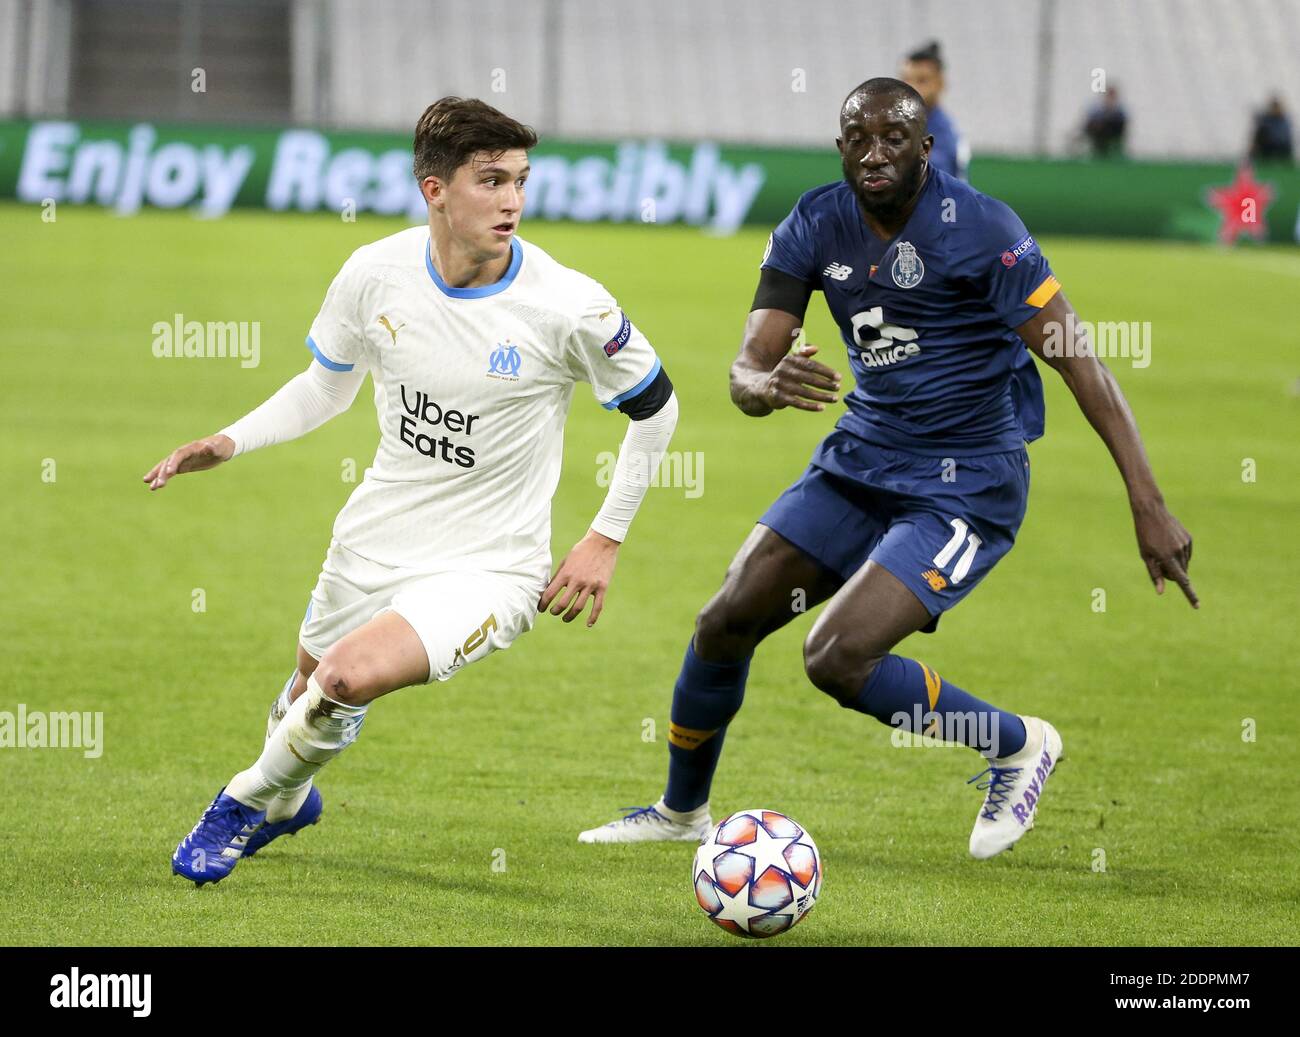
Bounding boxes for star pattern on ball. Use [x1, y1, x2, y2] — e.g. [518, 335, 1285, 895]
[712, 879, 773, 932]
[696, 840, 727, 883]
[693, 809, 821, 939]
[733, 818, 799, 880]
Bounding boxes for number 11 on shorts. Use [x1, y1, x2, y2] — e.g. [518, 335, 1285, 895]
[933, 518, 982, 585]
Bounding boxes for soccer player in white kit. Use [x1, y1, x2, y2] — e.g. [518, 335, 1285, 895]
[147, 98, 680, 886]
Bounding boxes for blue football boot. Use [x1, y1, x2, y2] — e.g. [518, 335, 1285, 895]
[242, 785, 323, 859]
[171, 788, 267, 886]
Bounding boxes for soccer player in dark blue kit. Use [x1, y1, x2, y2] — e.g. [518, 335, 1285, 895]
[580, 78, 1197, 858]
[900, 41, 968, 180]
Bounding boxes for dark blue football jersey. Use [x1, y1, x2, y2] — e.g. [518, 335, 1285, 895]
[925, 105, 968, 181]
[762, 166, 1058, 457]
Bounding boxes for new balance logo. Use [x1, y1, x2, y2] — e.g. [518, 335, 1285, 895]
[823, 262, 853, 281]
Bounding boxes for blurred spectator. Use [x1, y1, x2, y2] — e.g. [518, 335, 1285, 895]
[900, 41, 970, 181]
[1081, 86, 1128, 158]
[1249, 95, 1294, 163]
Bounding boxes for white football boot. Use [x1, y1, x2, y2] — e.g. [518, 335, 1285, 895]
[967, 715, 1064, 859]
[578, 800, 712, 844]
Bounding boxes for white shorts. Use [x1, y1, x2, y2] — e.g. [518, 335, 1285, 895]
[298, 539, 543, 684]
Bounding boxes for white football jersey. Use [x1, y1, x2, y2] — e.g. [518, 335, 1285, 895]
[306, 226, 660, 581]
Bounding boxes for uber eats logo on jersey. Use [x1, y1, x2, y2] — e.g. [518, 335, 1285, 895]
[399, 385, 479, 468]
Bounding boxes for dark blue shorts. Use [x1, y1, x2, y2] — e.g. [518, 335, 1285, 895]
[758, 429, 1031, 630]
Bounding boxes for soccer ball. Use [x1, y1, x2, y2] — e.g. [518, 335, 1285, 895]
[692, 808, 822, 938]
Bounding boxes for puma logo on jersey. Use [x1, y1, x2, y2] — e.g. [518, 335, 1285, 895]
[823, 262, 853, 281]
[378, 315, 406, 344]
[598, 309, 613, 320]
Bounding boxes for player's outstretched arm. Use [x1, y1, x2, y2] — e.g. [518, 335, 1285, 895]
[1017, 291, 1198, 608]
[142, 433, 237, 490]
[730, 308, 841, 417]
[142, 359, 366, 491]
[540, 390, 680, 627]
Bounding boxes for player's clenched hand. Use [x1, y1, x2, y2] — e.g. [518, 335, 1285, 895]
[539, 529, 620, 627]
[762, 344, 841, 412]
[1133, 499, 1198, 608]
[142, 434, 235, 491]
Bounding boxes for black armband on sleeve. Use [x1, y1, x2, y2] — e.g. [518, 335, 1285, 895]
[618, 365, 674, 420]
[751, 266, 815, 319]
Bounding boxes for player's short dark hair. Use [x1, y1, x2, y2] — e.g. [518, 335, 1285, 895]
[412, 97, 538, 182]
[841, 77, 928, 127]
[906, 40, 945, 70]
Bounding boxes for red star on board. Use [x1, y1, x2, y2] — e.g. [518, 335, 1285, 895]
[1206, 166, 1274, 244]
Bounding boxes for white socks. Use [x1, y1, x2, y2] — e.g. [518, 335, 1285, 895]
[265, 675, 295, 743]
[257, 676, 312, 821]
[227, 674, 367, 811]
[655, 798, 709, 825]
[266, 782, 313, 822]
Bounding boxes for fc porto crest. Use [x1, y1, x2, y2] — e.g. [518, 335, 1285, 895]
[890, 241, 925, 289]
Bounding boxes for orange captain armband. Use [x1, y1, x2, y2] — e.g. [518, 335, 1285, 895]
[1024, 275, 1062, 309]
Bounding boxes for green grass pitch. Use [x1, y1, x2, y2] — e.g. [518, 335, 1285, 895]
[1, 200, 1297, 945]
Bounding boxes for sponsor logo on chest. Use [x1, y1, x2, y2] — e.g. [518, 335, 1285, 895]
[398, 384, 481, 468]
[850, 305, 922, 369]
